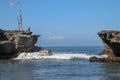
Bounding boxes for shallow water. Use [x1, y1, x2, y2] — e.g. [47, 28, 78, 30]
[0, 46, 120, 80]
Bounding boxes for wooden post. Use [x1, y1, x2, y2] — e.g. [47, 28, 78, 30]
[18, 0, 23, 32]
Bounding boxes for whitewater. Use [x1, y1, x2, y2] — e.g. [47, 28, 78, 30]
[1, 46, 119, 80]
[14, 52, 108, 60]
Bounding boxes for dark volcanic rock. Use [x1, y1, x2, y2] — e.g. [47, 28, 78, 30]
[0, 41, 16, 54]
[89, 56, 120, 63]
[90, 30, 120, 63]
[98, 30, 120, 58]
[0, 29, 40, 59]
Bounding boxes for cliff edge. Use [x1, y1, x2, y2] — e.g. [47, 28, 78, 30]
[0, 28, 41, 59]
[90, 30, 120, 62]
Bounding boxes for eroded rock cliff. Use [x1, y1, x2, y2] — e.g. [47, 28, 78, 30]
[98, 30, 120, 58]
[90, 30, 120, 62]
[0, 29, 40, 59]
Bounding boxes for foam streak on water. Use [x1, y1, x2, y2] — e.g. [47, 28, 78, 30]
[14, 52, 108, 60]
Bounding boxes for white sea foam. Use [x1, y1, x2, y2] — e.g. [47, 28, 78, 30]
[14, 52, 108, 60]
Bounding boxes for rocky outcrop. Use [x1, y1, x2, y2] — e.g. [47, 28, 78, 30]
[0, 29, 40, 59]
[98, 30, 120, 58]
[89, 57, 120, 63]
[90, 30, 120, 62]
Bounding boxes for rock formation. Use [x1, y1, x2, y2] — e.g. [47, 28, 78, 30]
[0, 28, 51, 59]
[90, 30, 120, 62]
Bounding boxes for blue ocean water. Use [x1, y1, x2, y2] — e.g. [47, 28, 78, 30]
[0, 46, 120, 80]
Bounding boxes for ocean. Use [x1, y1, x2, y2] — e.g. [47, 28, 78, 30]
[0, 46, 120, 80]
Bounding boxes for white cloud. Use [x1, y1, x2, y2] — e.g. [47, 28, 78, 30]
[48, 36, 64, 40]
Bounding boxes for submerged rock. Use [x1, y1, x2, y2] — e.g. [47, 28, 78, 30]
[32, 46, 52, 56]
[89, 56, 120, 63]
[0, 28, 51, 59]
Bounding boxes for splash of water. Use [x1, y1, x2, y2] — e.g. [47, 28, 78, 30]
[14, 52, 108, 60]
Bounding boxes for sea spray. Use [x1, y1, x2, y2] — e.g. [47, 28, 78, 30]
[14, 52, 108, 60]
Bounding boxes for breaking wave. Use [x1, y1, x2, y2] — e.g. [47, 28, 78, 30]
[14, 52, 108, 60]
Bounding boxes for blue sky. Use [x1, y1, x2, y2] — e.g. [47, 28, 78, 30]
[0, 0, 120, 46]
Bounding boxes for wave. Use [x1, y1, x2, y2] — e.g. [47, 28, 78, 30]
[14, 52, 108, 60]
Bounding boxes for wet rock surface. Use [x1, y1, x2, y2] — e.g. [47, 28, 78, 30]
[89, 56, 120, 63]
